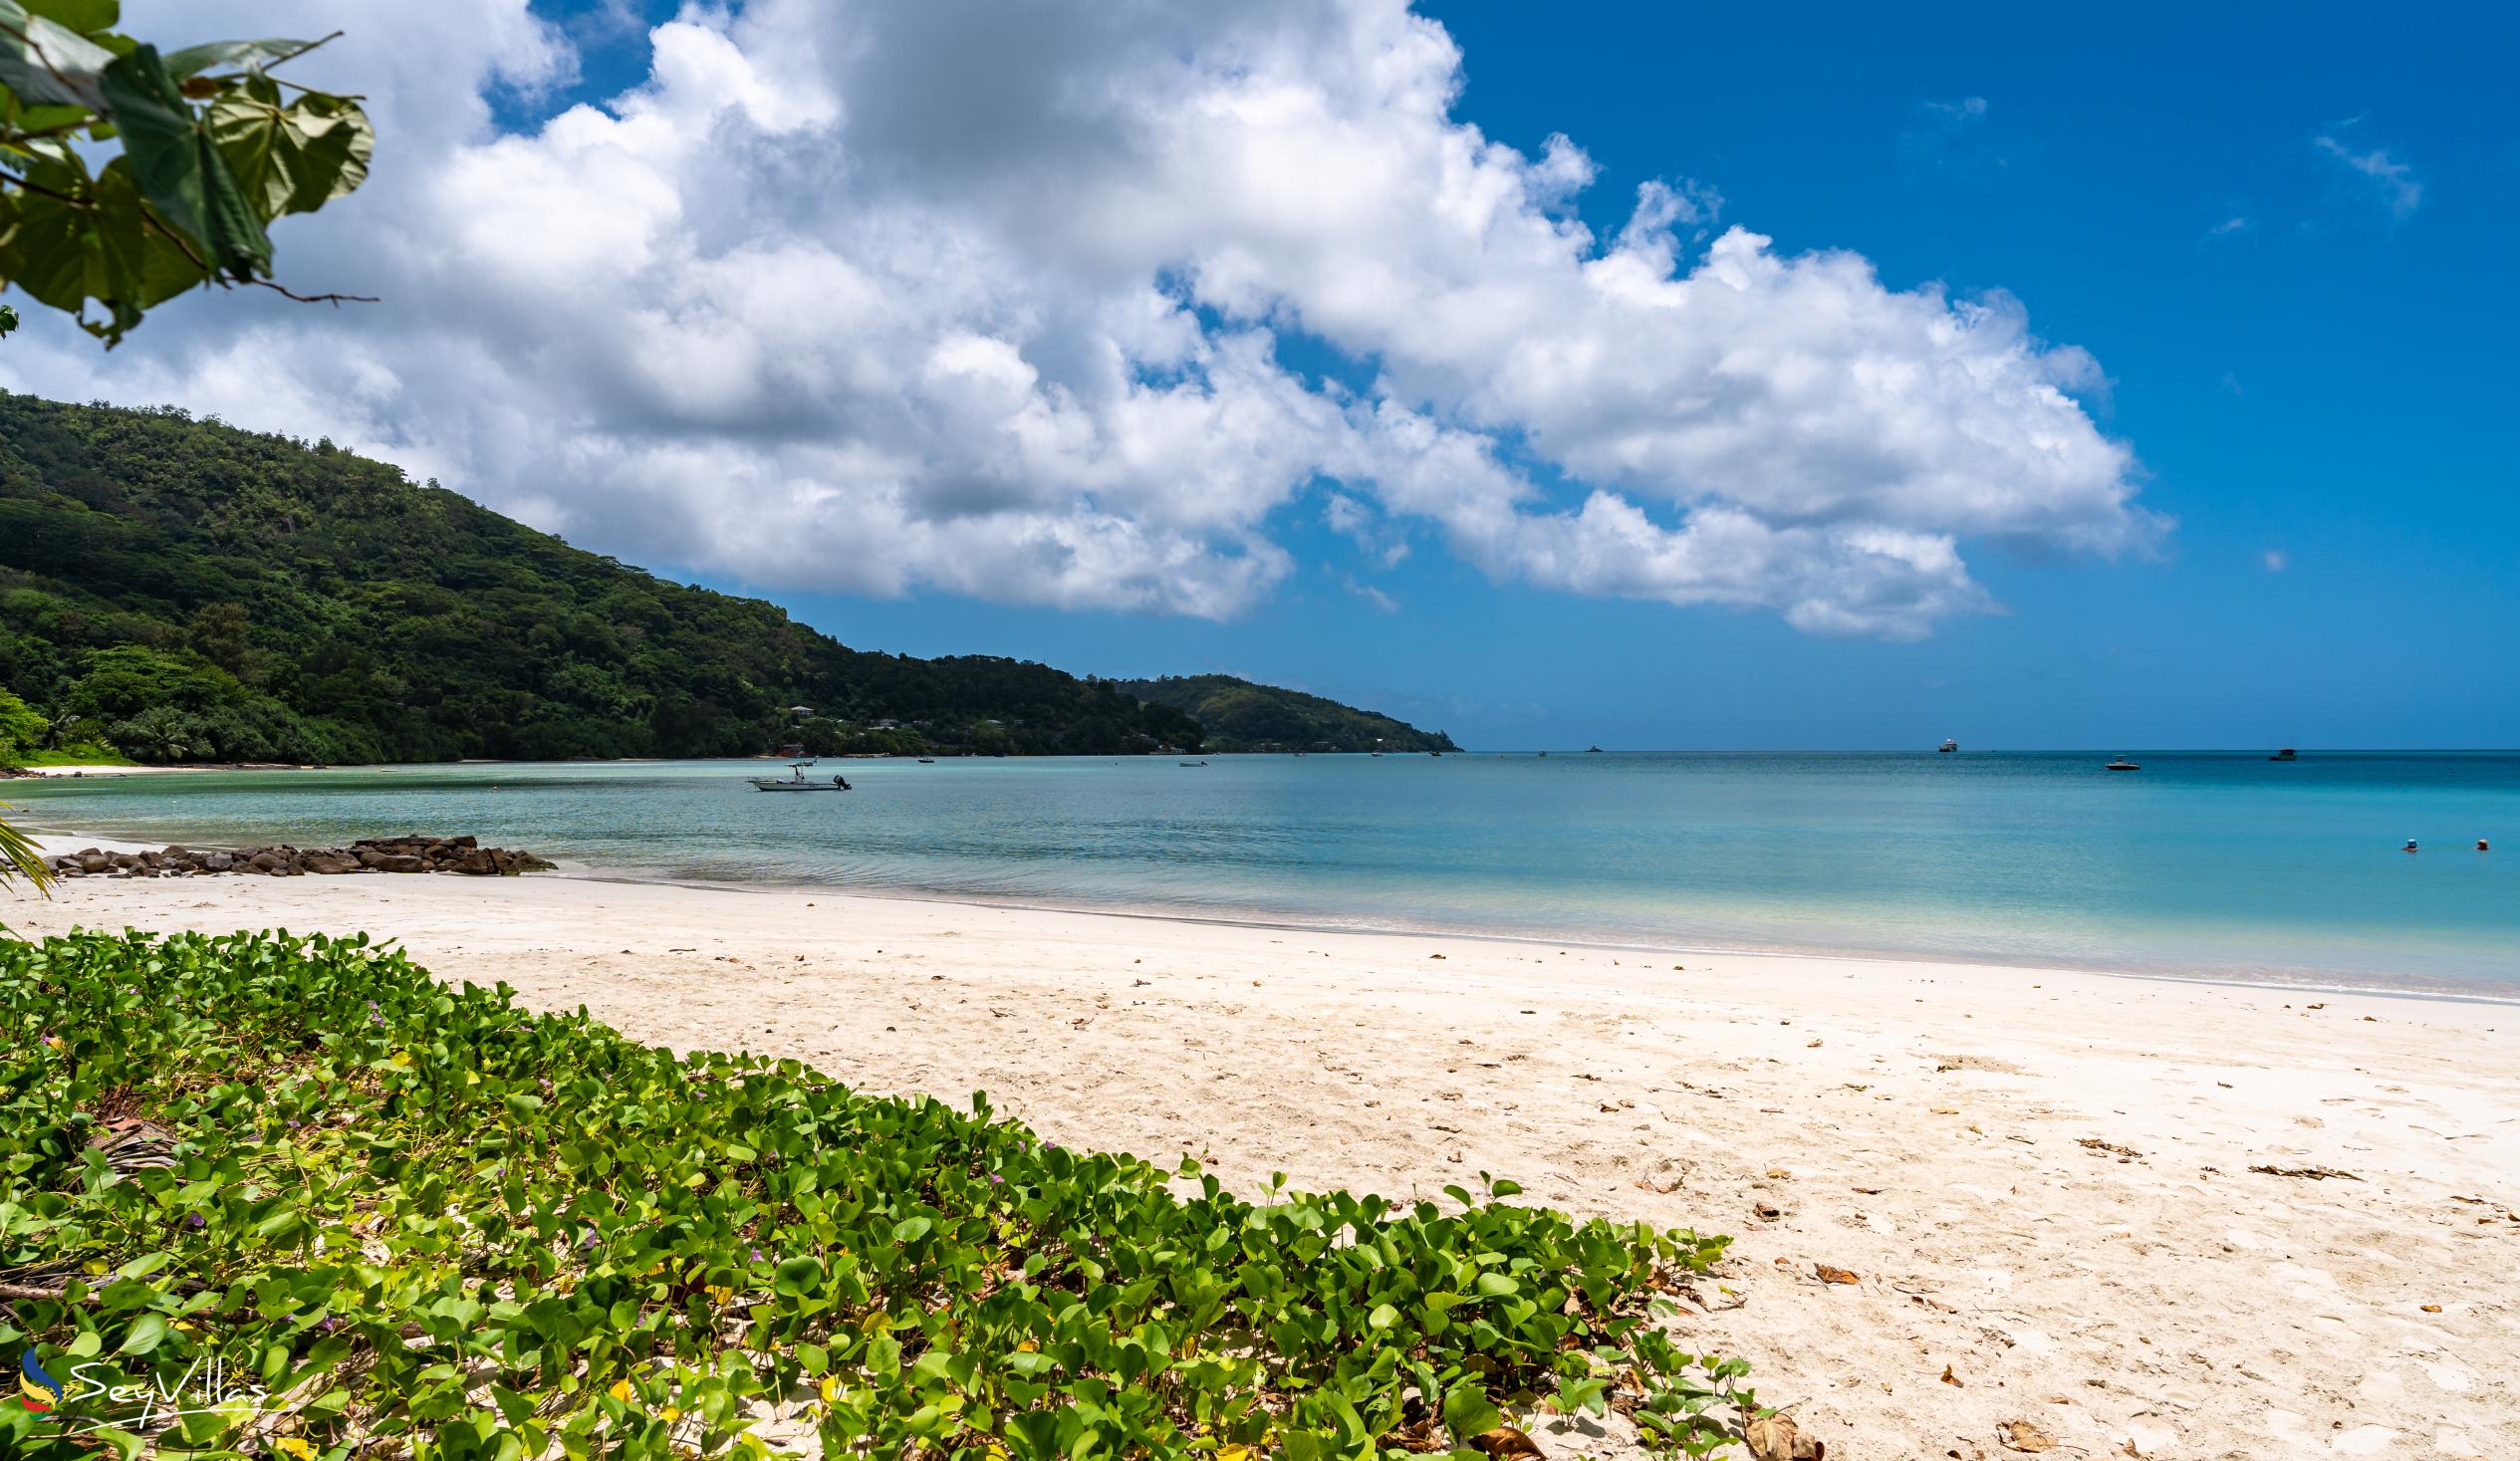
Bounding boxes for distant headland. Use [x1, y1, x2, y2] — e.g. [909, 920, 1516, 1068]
[0, 394, 1448, 767]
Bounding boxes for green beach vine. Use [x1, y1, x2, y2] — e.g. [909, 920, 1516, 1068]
[1, 929, 1750, 1458]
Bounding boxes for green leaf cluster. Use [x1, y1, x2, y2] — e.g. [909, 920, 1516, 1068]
[0, 930, 1748, 1457]
[0, 3, 372, 343]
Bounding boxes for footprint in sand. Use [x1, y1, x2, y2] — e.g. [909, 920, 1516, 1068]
[2330, 1424, 2397, 1455]
[2271, 1260, 2342, 1301]
[2001, 1324, 2056, 1354]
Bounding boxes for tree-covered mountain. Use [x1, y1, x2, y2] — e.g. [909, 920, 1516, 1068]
[0, 394, 1444, 764]
[1114, 675, 1456, 753]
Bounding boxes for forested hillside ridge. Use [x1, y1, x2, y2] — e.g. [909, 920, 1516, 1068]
[1116, 674, 1458, 753]
[0, 395, 1438, 765]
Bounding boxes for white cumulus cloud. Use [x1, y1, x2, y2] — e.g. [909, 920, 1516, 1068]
[2, 0, 2160, 638]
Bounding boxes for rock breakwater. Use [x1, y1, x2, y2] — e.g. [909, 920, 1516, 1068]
[47, 835, 555, 879]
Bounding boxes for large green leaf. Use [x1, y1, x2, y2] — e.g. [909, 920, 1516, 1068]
[117, 1314, 168, 1355]
[5, 99, 97, 134]
[0, 0, 112, 110]
[207, 74, 372, 218]
[93, 156, 215, 303]
[0, 148, 203, 342]
[162, 37, 309, 81]
[95, 42, 268, 277]
[22, 0, 117, 33]
[0, 178, 96, 311]
[1441, 1384, 1503, 1442]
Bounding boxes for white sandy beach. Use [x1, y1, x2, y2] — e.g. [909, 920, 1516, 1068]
[8, 763, 197, 777]
[9, 844, 2515, 1460]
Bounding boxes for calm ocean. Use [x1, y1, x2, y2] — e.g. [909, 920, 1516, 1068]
[11, 752, 2516, 995]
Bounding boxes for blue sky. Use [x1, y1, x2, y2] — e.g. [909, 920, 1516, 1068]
[703, 2, 2517, 749]
[1408, 0, 2520, 752]
[1448, 0, 2519, 747]
[26, 2, 2514, 751]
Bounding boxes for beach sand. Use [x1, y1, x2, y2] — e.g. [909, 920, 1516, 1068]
[8, 763, 204, 777]
[9, 850, 2514, 1459]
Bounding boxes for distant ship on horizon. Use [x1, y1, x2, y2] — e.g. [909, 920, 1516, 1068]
[1939, 738, 1959, 753]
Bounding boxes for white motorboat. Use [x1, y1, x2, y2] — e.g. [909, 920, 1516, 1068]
[749, 760, 852, 792]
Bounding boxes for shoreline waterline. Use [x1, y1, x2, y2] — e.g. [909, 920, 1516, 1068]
[23, 824, 2520, 1008]
[10, 749, 2514, 995]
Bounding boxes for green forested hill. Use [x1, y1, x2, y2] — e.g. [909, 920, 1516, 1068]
[0, 394, 1443, 764]
[1115, 675, 1456, 753]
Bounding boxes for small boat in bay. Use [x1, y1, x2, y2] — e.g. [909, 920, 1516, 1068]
[750, 760, 851, 792]
[2269, 748, 2298, 761]
[2106, 757, 2141, 772]
[1179, 760, 1207, 767]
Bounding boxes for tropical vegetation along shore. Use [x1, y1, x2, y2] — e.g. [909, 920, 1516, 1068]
[10, 862, 2514, 1458]
[0, 393, 1450, 765]
[0, 928, 1743, 1458]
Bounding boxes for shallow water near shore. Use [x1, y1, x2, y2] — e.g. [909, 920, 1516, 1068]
[11, 750, 2517, 993]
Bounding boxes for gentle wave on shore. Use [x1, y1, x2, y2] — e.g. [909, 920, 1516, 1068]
[11, 750, 2516, 991]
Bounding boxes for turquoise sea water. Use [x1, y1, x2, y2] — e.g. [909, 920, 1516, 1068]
[8, 752, 2516, 995]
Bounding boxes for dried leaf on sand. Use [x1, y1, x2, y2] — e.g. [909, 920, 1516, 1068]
[1998, 1418, 2057, 1452]
[1743, 1410, 1828, 1460]
[1469, 1426, 1546, 1458]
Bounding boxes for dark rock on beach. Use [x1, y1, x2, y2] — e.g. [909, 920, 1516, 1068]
[45, 835, 555, 881]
